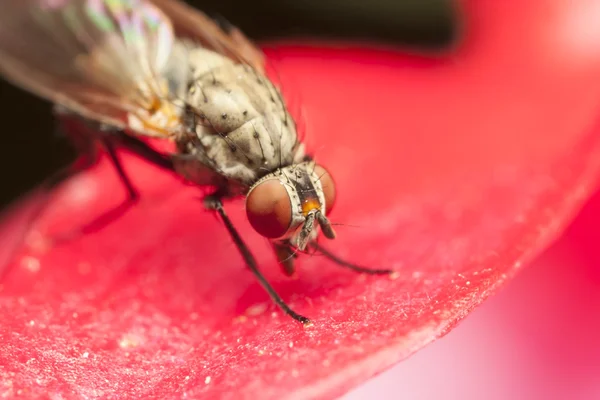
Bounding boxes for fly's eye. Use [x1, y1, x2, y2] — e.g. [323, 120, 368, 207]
[314, 165, 336, 213]
[246, 179, 292, 238]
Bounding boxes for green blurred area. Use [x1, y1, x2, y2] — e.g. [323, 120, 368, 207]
[0, 0, 457, 208]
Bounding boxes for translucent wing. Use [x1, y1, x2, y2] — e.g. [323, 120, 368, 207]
[148, 0, 265, 73]
[0, 0, 178, 134]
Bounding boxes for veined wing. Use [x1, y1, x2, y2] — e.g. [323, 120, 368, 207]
[0, 0, 180, 135]
[147, 0, 265, 73]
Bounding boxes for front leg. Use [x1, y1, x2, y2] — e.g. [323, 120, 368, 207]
[271, 240, 298, 277]
[309, 241, 394, 275]
[204, 194, 311, 326]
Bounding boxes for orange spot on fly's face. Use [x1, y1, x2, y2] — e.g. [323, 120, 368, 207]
[301, 198, 321, 216]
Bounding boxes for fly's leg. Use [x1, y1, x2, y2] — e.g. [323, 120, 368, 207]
[204, 195, 312, 326]
[28, 124, 174, 241]
[63, 126, 176, 237]
[97, 124, 176, 189]
[59, 134, 141, 237]
[99, 136, 138, 201]
[272, 241, 298, 277]
[104, 138, 309, 324]
[309, 241, 394, 275]
[1, 121, 177, 273]
[100, 126, 175, 173]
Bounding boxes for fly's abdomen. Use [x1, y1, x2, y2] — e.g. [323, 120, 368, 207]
[179, 48, 301, 185]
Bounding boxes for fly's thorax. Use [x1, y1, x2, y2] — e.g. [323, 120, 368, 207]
[245, 162, 337, 250]
[176, 47, 301, 186]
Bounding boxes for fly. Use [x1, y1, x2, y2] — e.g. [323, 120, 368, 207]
[0, 0, 393, 325]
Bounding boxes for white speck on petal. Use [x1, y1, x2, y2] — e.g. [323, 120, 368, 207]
[21, 256, 40, 273]
[246, 303, 267, 316]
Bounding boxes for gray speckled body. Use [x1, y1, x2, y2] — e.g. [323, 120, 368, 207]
[160, 42, 327, 248]
[167, 44, 305, 194]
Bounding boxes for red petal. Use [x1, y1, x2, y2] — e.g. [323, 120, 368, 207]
[2, 1, 600, 398]
[345, 191, 600, 400]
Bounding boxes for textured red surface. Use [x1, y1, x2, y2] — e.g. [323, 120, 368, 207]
[2, 1, 600, 399]
[344, 191, 600, 400]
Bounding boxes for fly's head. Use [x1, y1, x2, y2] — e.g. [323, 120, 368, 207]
[245, 161, 337, 256]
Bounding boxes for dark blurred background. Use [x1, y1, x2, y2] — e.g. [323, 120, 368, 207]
[0, 0, 457, 209]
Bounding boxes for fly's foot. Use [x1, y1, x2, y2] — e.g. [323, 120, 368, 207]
[309, 241, 395, 275]
[203, 195, 223, 211]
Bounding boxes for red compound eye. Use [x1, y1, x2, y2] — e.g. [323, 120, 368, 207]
[314, 164, 336, 213]
[246, 179, 292, 239]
